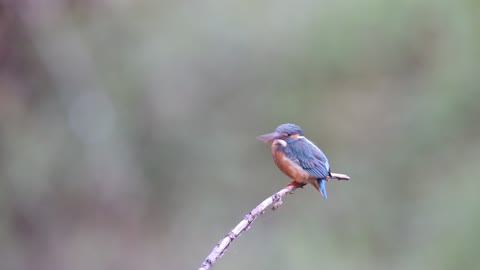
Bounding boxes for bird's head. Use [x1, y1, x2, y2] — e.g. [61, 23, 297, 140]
[257, 123, 304, 143]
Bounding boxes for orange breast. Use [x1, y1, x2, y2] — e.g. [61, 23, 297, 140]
[271, 142, 312, 184]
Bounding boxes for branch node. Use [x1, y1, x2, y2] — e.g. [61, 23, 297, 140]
[272, 198, 283, 210]
[226, 232, 236, 240]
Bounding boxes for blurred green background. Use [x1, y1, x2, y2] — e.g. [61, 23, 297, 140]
[1, 1, 480, 269]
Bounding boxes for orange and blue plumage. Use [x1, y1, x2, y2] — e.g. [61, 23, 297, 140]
[257, 123, 332, 198]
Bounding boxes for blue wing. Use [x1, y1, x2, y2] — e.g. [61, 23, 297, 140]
[284, 137, 330, 179]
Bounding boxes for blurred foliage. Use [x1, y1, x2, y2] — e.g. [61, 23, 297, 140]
[1, 0, 480, 269]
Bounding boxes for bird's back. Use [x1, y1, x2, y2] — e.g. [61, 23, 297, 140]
[283, 137, 330, 179]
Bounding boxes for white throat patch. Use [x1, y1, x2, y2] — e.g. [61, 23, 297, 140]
[273, 139, 287, 147]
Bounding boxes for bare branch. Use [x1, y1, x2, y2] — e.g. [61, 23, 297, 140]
[198, 172, 349, 270]
[330, 172, 350, 181]
[198, 184, 297, 270]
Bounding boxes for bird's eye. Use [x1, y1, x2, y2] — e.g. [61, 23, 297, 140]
[283, 133, 290, 137]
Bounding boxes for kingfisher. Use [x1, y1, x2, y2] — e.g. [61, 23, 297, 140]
[257, 123, 349, 199]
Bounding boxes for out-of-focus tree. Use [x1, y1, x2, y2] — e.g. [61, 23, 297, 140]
[0, 1, 479, 270]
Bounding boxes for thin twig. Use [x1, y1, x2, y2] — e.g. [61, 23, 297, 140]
[198, 173, 349, 270]
[198, 184, 297, 270]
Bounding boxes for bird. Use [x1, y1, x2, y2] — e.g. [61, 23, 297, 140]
[257, 123, 349, 199]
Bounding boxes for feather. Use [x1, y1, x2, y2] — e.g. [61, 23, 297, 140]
[283, 137, 330, 179]
[319, 179, 327, 199]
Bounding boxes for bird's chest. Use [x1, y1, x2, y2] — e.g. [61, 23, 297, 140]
[271, 140, 310, 181]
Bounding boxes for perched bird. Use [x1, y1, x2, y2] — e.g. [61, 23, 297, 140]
[257, 123, 349, 199]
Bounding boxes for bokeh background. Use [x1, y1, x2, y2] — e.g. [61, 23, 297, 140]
[1, 1, 480, 269]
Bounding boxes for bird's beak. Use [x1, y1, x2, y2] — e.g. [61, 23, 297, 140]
[256, 131, 282, 142]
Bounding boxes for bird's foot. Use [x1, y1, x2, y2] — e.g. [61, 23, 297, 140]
[288, 181, 306, 188]
[287, 181, 305, 194]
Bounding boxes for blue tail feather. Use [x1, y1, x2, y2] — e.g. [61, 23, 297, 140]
[318, 179, 327, 199]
